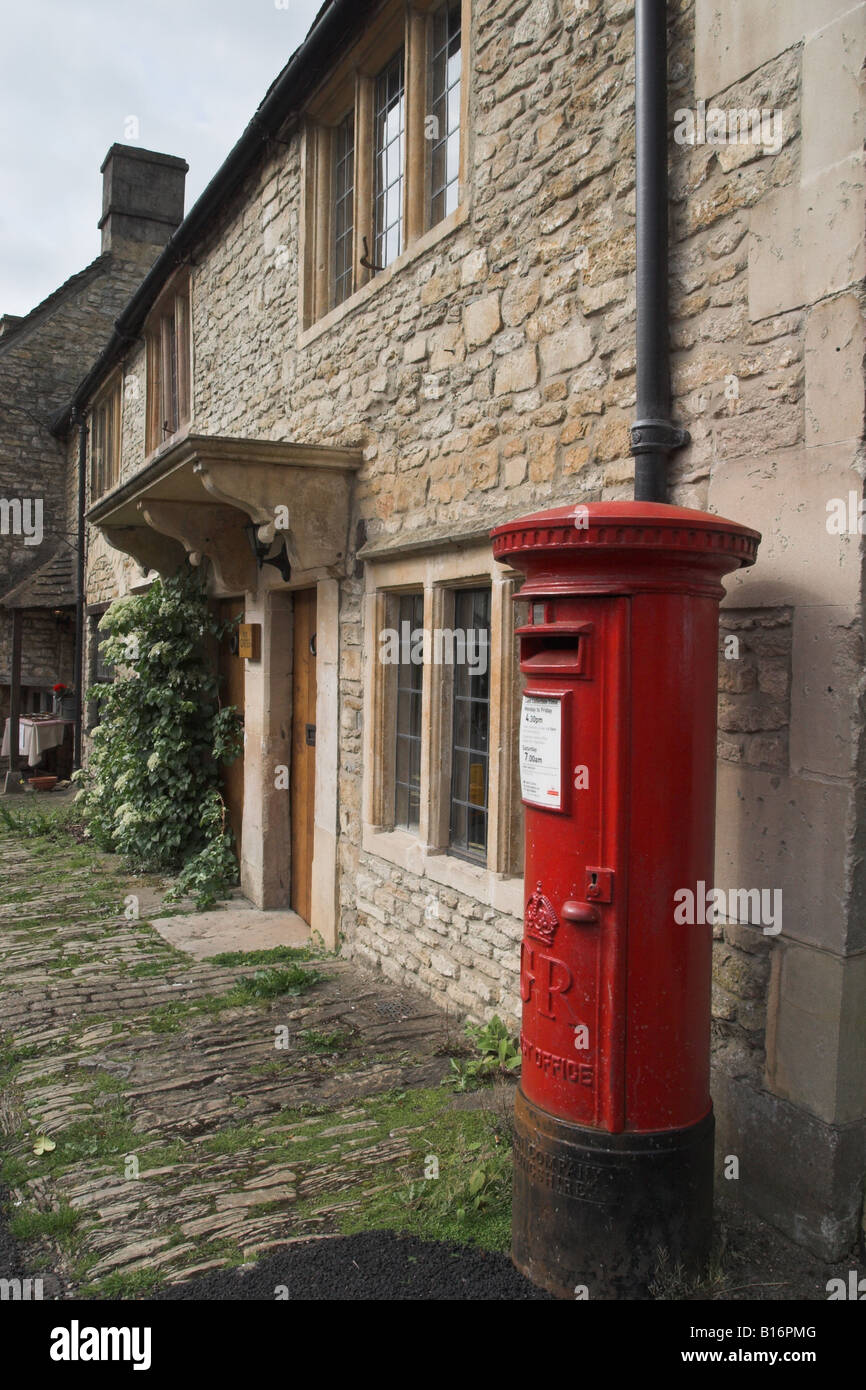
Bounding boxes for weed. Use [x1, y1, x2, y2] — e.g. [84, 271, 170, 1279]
[10, 1203, 81, 1247]
[37, 1101, 137, 1168]
[83, 1268, 164, 1300]
[143, 965, 322, 1034]
[0, 1040, 40, 1087]
[447, 1015, 521, 1092]
[227, 965, 323, 1002]
[0, 800, 85, 841]
[207, 946, 319, 967]
[649, 1238, 730, 1300]
[296, 1028, 352, 1053]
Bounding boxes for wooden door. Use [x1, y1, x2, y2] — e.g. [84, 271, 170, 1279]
[217, 599, 245, 858]
[291, 589, 317, 923]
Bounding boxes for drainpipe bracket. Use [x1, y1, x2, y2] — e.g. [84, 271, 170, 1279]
[629, 419, 691, 456]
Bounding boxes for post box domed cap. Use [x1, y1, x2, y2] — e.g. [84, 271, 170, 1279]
[491, 500, 760, 569]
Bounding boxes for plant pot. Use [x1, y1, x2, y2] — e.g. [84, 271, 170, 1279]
[28, 776, 57, 792]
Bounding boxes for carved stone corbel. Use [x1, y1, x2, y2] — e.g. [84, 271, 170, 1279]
[192, 458, 353, 574]
[101, 525, 187, 577]
[139, 500, 256, 595]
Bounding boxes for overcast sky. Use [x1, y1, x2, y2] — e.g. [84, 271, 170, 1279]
[0, 0, 323, 318]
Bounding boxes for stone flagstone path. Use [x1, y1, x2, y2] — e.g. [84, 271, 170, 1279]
[0, 826, 465, 1294]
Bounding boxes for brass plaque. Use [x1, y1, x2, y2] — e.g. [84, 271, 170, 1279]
[238, 623, 261, 661]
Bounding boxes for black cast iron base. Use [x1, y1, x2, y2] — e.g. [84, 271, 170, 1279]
[512, 1087, 715, 1299]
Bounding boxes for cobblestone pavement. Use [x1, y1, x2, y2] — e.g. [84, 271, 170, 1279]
[0, 825, 480, 1295]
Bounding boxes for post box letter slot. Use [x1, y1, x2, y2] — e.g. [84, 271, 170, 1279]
[520, 634, 586, 676]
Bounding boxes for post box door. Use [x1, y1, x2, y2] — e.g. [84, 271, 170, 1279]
[518, 595, 629, 1133]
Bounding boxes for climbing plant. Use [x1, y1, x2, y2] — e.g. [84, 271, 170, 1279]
[76, 565, 243, 906]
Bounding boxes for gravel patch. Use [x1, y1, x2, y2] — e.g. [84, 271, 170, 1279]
[153, 1231, 552, 1301]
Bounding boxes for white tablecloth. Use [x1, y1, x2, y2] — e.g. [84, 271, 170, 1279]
[1, 717, 70, 767]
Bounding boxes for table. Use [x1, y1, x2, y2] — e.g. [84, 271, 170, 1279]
[1, 717, 72, 768]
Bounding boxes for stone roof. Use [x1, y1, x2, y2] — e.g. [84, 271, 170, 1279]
[0, 547, 77, 609]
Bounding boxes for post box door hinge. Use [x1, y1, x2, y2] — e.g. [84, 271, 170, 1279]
[585, 867, 614, 903]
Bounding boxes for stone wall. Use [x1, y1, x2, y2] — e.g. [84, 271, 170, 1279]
[0, 242, 162, 690]
[353, 857, 524, 1024]
[82, 0, 866, 1254]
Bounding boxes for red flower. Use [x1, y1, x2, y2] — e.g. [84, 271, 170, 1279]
[52, 683, 67, 694]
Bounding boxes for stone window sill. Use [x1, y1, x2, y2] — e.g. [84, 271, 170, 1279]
[298, 203, 470, 351]
[361, 823, 524, 919]
[142, 421, 192, 473]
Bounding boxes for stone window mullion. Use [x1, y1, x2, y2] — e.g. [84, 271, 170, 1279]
[354, 74, 375, 292]
[405, 7, 429, 247]
[489, 573, 519, 876]
[313, 125, 334, 322]
[426, 582, 453, 851]
[365, 588, 394, 829]
[416, 580, 434, 847]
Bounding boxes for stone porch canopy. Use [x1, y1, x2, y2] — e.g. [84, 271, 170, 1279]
[87, 434, 361, 593]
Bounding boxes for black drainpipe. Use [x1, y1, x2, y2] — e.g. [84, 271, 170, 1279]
[630, 0, 689, 502]
[72, 409, 87, 769]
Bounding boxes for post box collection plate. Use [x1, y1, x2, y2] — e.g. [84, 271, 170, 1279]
[492, 501, 760, 1300]
[519, 692, 566, 810]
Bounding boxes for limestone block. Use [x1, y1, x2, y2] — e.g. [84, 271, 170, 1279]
[403, 335, 428, 364]
[463, 293, 502, 349]
[502, 276, 542, 327]
[790, 605, 861, 780]
[711, 1067, 866, 1260]
[696, 0, 859, 98]
[494, 345, 538, 395]
[707, 444, 862, 610]
[805, 294, 866, 446]
[429, 323, 466, 370]
[748, 156, 866, 320]
[460, 248, 487, 286]
[767, 943, 866, 1124]
[539, 319, 594, 377]
[803, 6, 866, 179]
[715, 761, 858, 955]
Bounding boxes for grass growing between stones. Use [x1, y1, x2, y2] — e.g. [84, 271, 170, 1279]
[141, 964, 324, 1034]
[82, 1269, 164, 1301]
[295, 1028, 354, 1053]
[0, 799, 86, 841]
[0, 1040, 41, 1088]
[33, 1104, 139, 1171]
[206, 945, 324, 967]
[9, 1203, 82, 1247]
[197, 1084, 514, 1253]
[1, 810, 515, 1295]
[330, 1087, 513, 1253]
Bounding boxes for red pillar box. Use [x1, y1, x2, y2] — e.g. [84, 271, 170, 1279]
[491, 502, 760, 1299]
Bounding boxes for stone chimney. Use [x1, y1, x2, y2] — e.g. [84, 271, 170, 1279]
[99, 145, 188, 256]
